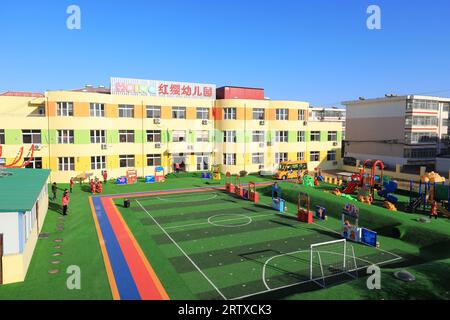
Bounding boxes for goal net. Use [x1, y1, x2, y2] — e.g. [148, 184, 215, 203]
[310, 239, 358, 287]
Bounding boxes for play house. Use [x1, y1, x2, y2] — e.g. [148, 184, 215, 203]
[341, 203, 378, 247]
[0, 168, 50, 284]
[297, 192, 313, 224]
[272, 184, 286, 213]
[146, 166, 165, 183]
[225, 172, 234, 193]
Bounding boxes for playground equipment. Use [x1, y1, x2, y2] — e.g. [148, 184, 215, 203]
[225, 172, 234, 193]
[408, 172, 447, 213]
[212, 164, 221, 180]
[342, 173, 362, 194]
[297, 192, 313, 224]
[234, 175, 244, 197]
[272, 183, 286, 213]
[315, 205, 327, 220]
[145, 166, 166, 183]
[201, 172, 211, 179]
[377, 178, 398, 208]
[302, 175, 315, 187]
[127, 169, 138, 184]
[324, 176, 343, 186]
[341, 203, 378, 247]
[0, 145, 35, 168]
[247, 182, 259, 204]
[274, 160, 308, 180]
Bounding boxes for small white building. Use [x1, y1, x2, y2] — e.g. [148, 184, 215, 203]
[0, 168, 49, 284]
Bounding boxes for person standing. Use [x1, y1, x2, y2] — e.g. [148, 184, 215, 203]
[62, 189, 70, 216]
[430, 201, 438, 220]
[175, 162, 180, 174]
[51, 182, 57, 201]
[102, 170, 108, 184]
[69, 177, 74, 193]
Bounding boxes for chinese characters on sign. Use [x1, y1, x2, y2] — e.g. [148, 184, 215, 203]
[111, 77, 216, 100]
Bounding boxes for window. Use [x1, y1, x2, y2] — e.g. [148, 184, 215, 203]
[327, 150, 337, 161]
[90, 130, 106, 144]
[223, 131, 237, 143]
[57, 130, 74, 144]
[404, 148, 436, 159]
[405, 132, 438, 144]
[147, 154, 162, 166]
[252, 131, 265, 143]
[119, 130, 135, 143]
[91, 156, 106, 170]
[298, 109, 305, 121]
[172, 106, 186, 119]
[223, 153, 236, 165]
[90, 103, 104, 117]
[275, 152, 288, 164]
[328, 131, 337, 142]
[196, 130, 209, 142]
[297, 152, 305, 161]
[310, 131, 321, 142]
[405, 116, 438, 126]
[442, 102, 450, 112]
[310, 151, 320, 162]
[224, 108, 237, 120]
[57, 102, 73, 116]
[0, 129, 4, 144]
[276, 108, 288, 120]
[22, 130, 41, 144]
[146, 130, 161, 143]
[172, 130, 186, 142]
[146, 105, 161, 118]
[119, 155, 135, 168]
[196, 107, 209, 120]
[443, 119, 449, 127]
[406, 99, 439, 111]
[275, 131, 288, 142]
[118, 105, 134, 118]
[24, 157, 42, 169]
[297, 131, 305, 142]
[253, 108, 265, 120]
[58, 157, 75, 171]
[252, 153, 264, 164]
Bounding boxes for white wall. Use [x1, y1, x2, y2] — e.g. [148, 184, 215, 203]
[0, 212, 19, 255]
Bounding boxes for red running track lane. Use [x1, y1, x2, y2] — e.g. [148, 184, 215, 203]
[101, 197, 169, 300]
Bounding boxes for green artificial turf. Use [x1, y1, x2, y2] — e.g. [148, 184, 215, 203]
[0, 172, 449, 300]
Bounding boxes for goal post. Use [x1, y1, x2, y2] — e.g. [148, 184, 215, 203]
[310, 239, 358, 288]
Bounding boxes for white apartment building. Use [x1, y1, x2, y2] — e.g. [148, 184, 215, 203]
[342, 95, 450, 168]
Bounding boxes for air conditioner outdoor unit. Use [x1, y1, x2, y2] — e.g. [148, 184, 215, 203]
[101, 144, 108, 150]
[202, 120, 208, 125]
[259, 120, 265, 125]
[259, 142, 265, 148]
[258, 165, 264, 170]
[155, 142, 161, 149]
[333, 142, 338, 146]
[303, 121, 308, 126]
[267, 142, 272, 147]
[187, 145, 194, 150]
[34, 144, 42, 151]
[153, 118, 161, 124]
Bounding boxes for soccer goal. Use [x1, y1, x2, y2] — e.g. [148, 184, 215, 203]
[310, 239, 358, 288]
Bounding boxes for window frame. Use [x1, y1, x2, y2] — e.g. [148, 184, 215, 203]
[91, 156, 106, 170]
[57, 102, 74, 117]
[119, 130, 135, 143]
[90, 103, 105, 117]
[118, 104, 135, 118]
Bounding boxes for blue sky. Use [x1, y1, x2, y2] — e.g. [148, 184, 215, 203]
[0, 0, 449, 106]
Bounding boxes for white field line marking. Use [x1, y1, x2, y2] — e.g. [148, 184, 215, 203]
[136, 199, 228, 300]
[207, 214, 252, 228]
[164, 212, 274, 230]
[232, 252, 401, 300]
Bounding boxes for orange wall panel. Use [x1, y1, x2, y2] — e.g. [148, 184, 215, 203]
[47, 101, 56, 116]
[74, 102, 90, 117]
[161, 106, 172, 119]
[105, 104, 118, 118]
[267, 108, 276, 121]
[186, 106, 196, 120]
[289, 108, 297, 121]
[134, 104, 144, 118]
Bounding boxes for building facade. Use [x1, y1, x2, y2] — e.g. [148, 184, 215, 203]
[343, 95, 450, 168]
[0, 78, 343, 182]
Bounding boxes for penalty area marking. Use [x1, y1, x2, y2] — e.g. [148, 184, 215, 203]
[136, 199, 228, 300]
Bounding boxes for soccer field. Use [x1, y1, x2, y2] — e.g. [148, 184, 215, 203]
[114, 189, 401, 300]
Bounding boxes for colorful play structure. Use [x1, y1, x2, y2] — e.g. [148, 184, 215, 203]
[297, 191, 313, 224]
[0, 145, 35, 168]
[146, 166, 166, 183]
[224, 172, 259, 204]
[271, 183, 286, 213]
[212, 164, 221, 180]
[342, 203, 378, 247]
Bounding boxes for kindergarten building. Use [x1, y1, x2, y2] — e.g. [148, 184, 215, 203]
[0, 77, 343, 182]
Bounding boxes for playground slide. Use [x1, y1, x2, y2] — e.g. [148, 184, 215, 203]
[342, 182, 357, 194]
